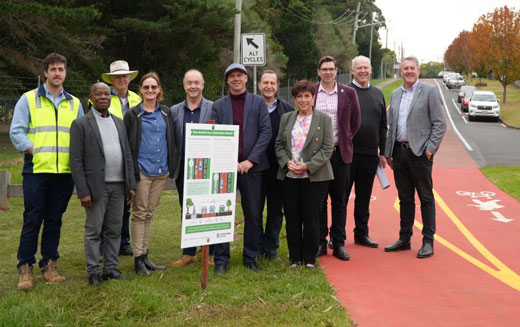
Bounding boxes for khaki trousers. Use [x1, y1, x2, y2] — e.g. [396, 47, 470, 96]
[131, 172, 168, 257]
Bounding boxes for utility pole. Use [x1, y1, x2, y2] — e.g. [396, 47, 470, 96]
[233, 0, 243, 63]
[352, 2, 361, 45]
[368, 13, 374, 61]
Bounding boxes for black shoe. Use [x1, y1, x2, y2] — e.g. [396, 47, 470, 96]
[332, 246, 350, 261]
[317, 243, 328, 257]
[354, 235, 379, 248]
[245, 263, 260, 273]
[134, 255, 150, 277]
[266, 253, 282, 262]
[214, 264, 227, 275]
[384, 239, 411, 252]
[327, 239, 334, 249]
[119, 248, 133, 256]
[88, 273, 103, 286]
[102, 268, 131, 280]
[417, 242, 434, 258]
[143, 253, 166, 271]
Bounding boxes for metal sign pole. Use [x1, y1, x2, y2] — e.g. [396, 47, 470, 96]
[253, 66, 257, 94]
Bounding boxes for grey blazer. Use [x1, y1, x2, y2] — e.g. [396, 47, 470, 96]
[170, 97, 213, 178]
[70, 110, 136, 202]
[385, 81, 446, 157]
[275, 110, 334, 182]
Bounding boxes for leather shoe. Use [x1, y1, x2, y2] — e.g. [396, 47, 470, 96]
[119, 247, 133, 256]
[143, 253, 166, 271]
[214, 264, 227, 275]
[102, 268, 131, 280]
[88, 273, 102, 286]
[384, 239, 411, 252]
[317, 243, 327, 257]
[327, 240, 334, 249]
[354, 235, 379, 248]
[245, 263, 260, 273]
[332, 246, 350, 261]
[417, 242, 434, 258]
[266, 253, 282, 262]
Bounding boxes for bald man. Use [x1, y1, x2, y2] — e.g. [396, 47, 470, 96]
[70, 83, 136, 285]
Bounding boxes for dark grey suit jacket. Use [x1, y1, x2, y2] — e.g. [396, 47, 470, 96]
[170, 97, 213, 179]
[70, 110, 136, 202]
[385, 81, 446, 157]
[210, 92, 272, 172]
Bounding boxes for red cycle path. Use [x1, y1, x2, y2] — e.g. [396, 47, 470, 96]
[320, 119, 520, 326]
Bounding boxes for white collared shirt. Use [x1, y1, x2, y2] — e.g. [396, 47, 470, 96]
[352, 79, 371, 89]
[396, 80, 419, 142]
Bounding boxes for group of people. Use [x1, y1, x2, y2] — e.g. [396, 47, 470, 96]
[10, 52, 446, 291]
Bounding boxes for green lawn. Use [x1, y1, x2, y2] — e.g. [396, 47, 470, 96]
[0, 134, 352, 326]
[465, 79, 520, 127]
[380, 79, 403, 104]
[481, 166, 520, 202]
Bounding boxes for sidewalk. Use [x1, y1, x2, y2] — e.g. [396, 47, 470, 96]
[374, 78, 398, 89]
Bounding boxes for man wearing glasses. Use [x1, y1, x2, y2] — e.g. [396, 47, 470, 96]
[315, 56, 361, 261]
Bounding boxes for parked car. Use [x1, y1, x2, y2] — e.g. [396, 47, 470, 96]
[443, 72, 452, 84]
[468, 91, 500, 122]
[461, 90, 474, 112]
[446, 73, 465, 89]
[458, 85, 476, 103]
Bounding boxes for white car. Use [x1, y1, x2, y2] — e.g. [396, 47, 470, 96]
[468, 91, 500, 122]
[446, 73, 465, 89]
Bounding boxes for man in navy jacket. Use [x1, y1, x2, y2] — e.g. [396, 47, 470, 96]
[210, 63, 272, 274]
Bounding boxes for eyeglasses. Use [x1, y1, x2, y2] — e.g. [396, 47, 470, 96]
[319, 68, 336, 72]
[142, 85, 158, 90]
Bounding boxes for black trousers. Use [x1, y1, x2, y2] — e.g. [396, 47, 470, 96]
[283, 177, 329, 265]
[392, 144, 436, 242]
[346, 153, 379, 238]
[319, 150, 351, 247]
[257, 167, 284, 257]
[175, 162, 214, 256]
[214, 170, 263, 266]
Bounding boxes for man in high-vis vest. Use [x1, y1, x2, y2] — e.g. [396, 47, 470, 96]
[99, 60, 140, 256]
[10, 53, 84, 291]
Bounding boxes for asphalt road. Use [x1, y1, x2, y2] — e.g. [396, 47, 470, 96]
[432, 78, 520, 167]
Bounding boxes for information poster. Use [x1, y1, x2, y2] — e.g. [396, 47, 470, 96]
[180, 123, 239, 248]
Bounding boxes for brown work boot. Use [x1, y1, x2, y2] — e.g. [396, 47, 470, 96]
[171, 255, 197, 267]
[40, 260, 66, 283]
[208, 255, 215, 267]
[17, 264, 34, 291]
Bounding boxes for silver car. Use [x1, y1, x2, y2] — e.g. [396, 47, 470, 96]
[446, 73, 465, 89]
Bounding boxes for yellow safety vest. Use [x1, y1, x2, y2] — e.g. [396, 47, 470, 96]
[25, 88, 80, 174]
[109, 90, 141, 119]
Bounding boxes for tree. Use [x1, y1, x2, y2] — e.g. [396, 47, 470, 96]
[472, 6, 520, 103]
[444, 31, 471, 76]
[226, 199, 232, 211]
[420, 62, 444, 78]
[466, 28, 490, 84]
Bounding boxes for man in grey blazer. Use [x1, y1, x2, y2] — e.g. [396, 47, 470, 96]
[384, 56, 446, 259]
[210, 63, 272, 274]
[170, 69, 214, 267]
[70, 83, 136, 285]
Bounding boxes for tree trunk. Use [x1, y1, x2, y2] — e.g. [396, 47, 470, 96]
[502, 82, 507, 104]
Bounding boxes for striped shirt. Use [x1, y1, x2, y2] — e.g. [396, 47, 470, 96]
[315, 82, 339, 145]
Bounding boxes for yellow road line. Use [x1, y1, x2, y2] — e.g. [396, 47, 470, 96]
[393, 190, 520, 291]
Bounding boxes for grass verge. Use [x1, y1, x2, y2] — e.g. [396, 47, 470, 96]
[379, 79, 403, 104]
[0, 136, 352, 327]
[481, 166, 520, 202]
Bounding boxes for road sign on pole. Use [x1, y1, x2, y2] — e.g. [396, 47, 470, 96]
[241, 33, 266, 66]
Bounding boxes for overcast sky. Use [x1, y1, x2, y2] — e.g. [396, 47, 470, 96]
[374, 0, 519, 64]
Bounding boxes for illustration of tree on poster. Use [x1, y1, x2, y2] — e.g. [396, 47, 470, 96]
[180, 123, 239, 249]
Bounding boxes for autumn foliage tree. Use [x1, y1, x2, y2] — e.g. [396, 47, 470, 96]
[473, 6, 520, 103]
[445, 6, 520, 103]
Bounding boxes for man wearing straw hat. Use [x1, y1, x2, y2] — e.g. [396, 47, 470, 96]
[99, 60, 140, 256]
